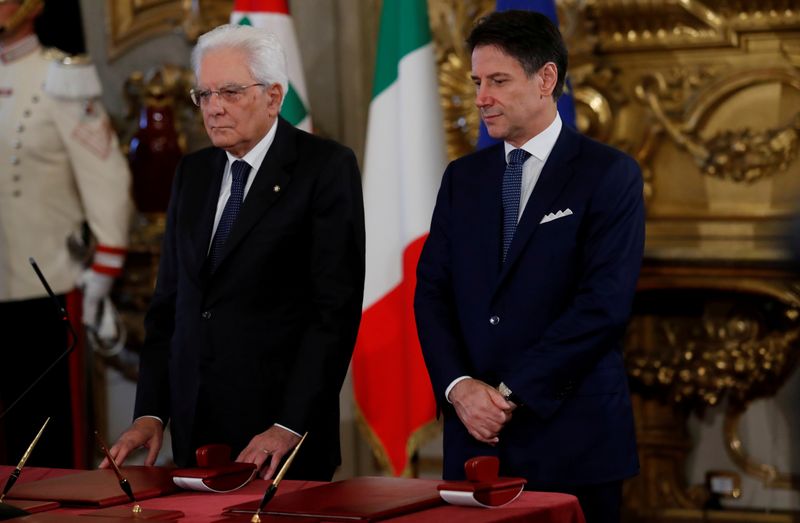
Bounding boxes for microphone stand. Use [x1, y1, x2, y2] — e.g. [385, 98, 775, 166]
[0, 258, 78, 422]
[0, 259, 79, 520]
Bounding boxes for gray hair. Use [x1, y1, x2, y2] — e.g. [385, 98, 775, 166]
[191, 24, 288, 104]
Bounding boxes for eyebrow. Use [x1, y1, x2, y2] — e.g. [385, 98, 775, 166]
[470, 72, 512, 81]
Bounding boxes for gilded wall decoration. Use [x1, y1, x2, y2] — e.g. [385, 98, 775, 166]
[636, 68, 800, 185]
[584, 0, 800, 52]
[106, 0, 233, 60]
[626, 273, 800, 504]
[428, 0, 492, 159]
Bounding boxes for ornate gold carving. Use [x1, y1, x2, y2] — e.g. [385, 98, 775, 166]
[724, 407, 800, 490]
[106, 0, 233, 61]
[636, 68, 800, 184]
[106, 0, 183, 61]
[568, 63, 627, 142]
[180, 0, 234, 43]
[627, 279, 800, 407]
[625, 394, 707, 510]
[585, 0, 800, 52]
[627, 270, 800, 506]
[429, 0, 493, 160]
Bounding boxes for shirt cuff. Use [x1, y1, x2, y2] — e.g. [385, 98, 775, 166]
[445, 376, 472, 404]
[134, 415, 164, 426]
[273, 423, 302, 438]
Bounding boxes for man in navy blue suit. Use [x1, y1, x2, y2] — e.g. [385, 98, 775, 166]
[414, 11, 644, 523]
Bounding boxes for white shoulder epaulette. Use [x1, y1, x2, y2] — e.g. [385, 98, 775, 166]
[42, 48, 102, 100]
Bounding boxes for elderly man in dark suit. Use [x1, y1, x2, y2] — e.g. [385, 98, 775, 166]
[102, 24, 365, 481]
[414, 11, 644, 523]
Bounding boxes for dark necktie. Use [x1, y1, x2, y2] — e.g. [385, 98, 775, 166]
[209, 159, 251, 271]
[502, 148, 531, 263]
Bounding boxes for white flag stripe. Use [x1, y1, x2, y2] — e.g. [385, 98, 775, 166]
[362, 42, 446, 308]
[231, 11, 312, 132]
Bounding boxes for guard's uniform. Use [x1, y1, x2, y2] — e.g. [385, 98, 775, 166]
[0, 34, 132, 467]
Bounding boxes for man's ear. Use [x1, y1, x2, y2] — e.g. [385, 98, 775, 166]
[538, 62, 558, 98]
[267, 83, 284, 114]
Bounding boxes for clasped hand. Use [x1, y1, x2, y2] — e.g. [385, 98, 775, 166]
[449, 378, 515, 445]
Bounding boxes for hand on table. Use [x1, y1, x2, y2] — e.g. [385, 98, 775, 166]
[99, 417, 163, 468]
[237, 425, 301, 479]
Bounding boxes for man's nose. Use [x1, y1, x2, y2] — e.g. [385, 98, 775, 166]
[204, 93, 225, 114]
[475, 84, 492, 107]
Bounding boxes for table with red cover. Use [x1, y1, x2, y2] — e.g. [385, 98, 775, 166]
[0, 466, 585, 523]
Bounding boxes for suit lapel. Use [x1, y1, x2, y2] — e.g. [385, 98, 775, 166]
[496, 125, 580, 288]
[190, 150, 227, 280]
[211, 118, 296, 272]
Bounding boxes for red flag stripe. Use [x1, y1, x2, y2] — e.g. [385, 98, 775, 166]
[232, 0, 289, 14]
[353, 236, 437, 475]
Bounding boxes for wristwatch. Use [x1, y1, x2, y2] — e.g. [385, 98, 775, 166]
[498, 382, 523, 405]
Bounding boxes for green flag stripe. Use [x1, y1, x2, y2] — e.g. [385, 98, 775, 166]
[281, 84, 308, 126]
[372, 0, 432, 99]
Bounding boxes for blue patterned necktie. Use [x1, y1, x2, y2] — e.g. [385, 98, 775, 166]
[209, 159, 251, 271]
[501, 148, 531, 263]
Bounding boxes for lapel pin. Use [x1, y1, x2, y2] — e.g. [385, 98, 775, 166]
[273, 185, 281, 193]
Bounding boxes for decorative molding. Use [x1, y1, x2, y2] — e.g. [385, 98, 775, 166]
[584, 0, 800, 53]
[429, 0, 492, 160]
[636, 68, 800, 184]
[105, 0, 233, 61]
[724, 407, 800, 491]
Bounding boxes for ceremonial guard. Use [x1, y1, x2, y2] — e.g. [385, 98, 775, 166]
[0, 0, 132, 467]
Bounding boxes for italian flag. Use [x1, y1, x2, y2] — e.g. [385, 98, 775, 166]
[353, 0, 446, 476]
[231, 0, 312, 131]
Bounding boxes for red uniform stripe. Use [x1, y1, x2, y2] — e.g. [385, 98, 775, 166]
[233, 0, 289, 14]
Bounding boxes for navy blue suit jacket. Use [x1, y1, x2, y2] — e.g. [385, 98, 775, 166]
[134, 118, 365, 478]
[415, 124, 643, 486]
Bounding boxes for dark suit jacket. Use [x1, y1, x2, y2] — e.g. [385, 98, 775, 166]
[135, 118, 365, 479]
[415, 124, 644, 486]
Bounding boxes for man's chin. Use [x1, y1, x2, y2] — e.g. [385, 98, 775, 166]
[484, 125, 505, 141]
[209, 133, 234, 149]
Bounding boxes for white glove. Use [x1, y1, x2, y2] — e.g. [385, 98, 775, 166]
[79, 269, 114, 327]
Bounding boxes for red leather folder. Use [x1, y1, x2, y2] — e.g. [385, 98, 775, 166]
[80, 505, 184, 520]
[210, 517, 321, 523]
[172, 444, 257, 492]
[6, 467, 177, 507]
[437, 456, 526, 507]
[437, 477, 525, 506]
[0, 499, 59, 513]
[1, 515, 148, 522]
[224, 476, 444, 521]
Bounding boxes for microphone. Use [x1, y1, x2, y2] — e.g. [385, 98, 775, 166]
[0, 258, 79, 422]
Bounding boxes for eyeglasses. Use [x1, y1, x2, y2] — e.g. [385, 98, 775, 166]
[189, 83, 265, 106]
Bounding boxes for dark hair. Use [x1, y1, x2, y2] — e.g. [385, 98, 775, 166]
[467, 10, 568, 100]
[34, 0, 86, 55]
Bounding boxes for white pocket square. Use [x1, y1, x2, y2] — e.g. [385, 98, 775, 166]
[540, 208, 573, 224]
